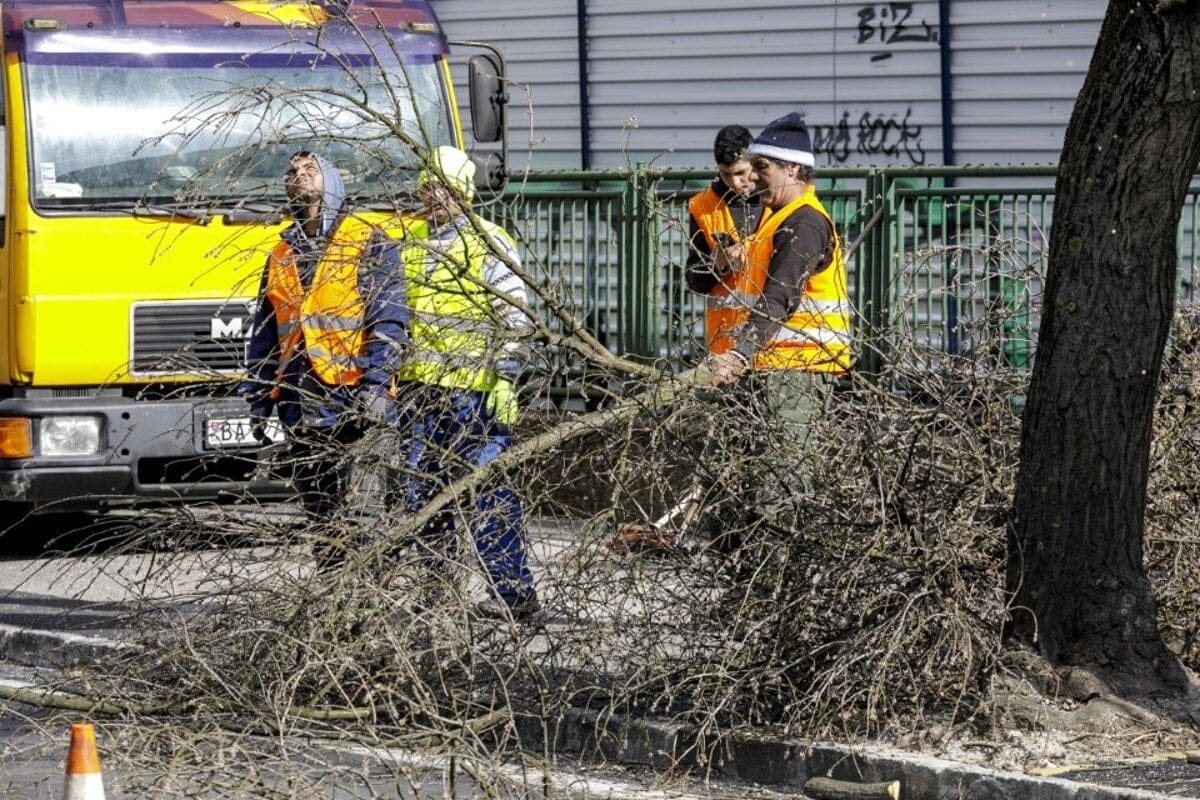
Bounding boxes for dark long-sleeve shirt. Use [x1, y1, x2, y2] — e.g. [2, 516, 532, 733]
[732, 206, 834, 361]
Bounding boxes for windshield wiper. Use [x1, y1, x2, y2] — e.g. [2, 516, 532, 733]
[60, 198, 289, 224]
[219, 200, 286, 223]
[70, 199, 216, 222]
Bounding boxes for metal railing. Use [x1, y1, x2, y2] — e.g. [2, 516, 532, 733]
[488, 165, 1200, 379]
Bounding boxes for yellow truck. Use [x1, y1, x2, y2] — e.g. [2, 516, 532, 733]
[0, 0, 505, 519]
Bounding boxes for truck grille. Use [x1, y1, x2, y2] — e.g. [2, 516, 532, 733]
[131, 300, 254, 376]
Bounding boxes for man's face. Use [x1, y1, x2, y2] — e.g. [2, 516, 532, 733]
[751, 156, 799, 209]
[419, 181, 460, 225]
[717, 158, 755, 197]
[285, 155, 324, 206]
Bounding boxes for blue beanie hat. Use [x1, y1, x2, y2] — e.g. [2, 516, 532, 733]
[748, 112, 814, 168]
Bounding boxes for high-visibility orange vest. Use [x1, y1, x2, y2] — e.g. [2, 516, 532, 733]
[688, 186, 771, 354]
[742, 187, 853, 374]
[264, 216, 375, 387]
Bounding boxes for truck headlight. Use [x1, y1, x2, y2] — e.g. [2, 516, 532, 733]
[39, 416, 103, 456]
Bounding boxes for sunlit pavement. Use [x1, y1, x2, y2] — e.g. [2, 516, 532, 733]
[0, 510, 1197, 799]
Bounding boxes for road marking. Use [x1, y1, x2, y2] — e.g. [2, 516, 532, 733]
[341, 743, 789, 799]
[0, 624, 126, 650]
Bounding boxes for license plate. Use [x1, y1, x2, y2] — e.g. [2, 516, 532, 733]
[204, 417, 285, 449]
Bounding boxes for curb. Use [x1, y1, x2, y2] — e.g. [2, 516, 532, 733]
[4, 626, 1186, 799]
[517, 707, 1184, 800]
[0, 623, 127, 669]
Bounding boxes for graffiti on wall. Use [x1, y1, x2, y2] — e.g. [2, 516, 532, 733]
[856, 2, 937, 62]
[810, 108, 927, 166]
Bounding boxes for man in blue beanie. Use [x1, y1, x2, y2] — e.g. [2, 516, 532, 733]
[709, 112, 853, 394]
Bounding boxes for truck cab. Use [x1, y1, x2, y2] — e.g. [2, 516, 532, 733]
[0, 0, 504, 518]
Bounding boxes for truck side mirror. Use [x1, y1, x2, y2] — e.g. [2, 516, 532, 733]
[468, 54, 505, 144]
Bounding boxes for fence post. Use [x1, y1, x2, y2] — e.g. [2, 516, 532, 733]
[1000, 278, 1032, 369]
[856, 169, 895, 378]
[619, 162, 660, 359]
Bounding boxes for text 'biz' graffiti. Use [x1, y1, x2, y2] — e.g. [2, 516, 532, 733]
[810, 109, 926, 166]
[857, 2, 937, 62]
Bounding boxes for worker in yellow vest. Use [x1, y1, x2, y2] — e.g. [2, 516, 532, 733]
[239, 151, 409, 542]
[397, 146, 539, 621]
[685, 125, 768, 355]
[709, 112, 853, 424]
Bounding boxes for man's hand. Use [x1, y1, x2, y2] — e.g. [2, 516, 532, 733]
[486, 379, 519, 426]
[712, 241, 746, 276]
[709, 352, 749, 387]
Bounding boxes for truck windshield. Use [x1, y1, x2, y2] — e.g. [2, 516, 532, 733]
[26, 57, 453, 209]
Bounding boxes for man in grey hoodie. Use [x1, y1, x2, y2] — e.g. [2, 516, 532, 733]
[239, 151, 410, 554]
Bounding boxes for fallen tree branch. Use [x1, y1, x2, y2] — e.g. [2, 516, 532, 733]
[405, 708, 514, 749]
[0, 681, 129, 716]
[368, 364, 710, 560]
[373, 196, 886, 551]
[804, 776, 901, 800]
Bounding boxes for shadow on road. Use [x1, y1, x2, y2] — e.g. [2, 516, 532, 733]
[0, 505, 280, 560]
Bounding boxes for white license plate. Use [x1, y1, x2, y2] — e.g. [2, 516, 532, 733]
[204, 417, 285, 449]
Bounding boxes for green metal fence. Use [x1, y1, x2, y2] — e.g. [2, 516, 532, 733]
[488, 165, 1200, 379]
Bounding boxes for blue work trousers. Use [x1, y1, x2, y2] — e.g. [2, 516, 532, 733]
[403, 388, 536, 602]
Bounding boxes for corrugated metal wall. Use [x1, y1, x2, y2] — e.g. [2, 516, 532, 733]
[951, 0, 1102, 165]
[432, 0, 582, 169]
[430, 1, 1103, 171]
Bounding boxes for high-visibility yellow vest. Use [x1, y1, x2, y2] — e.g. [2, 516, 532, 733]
[264, 216, 375, 387]
[689, 186, 771, 355]
[743, 187, 853, 374]
[396, 218, 516, 398]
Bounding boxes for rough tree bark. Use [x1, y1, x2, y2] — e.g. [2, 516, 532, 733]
[1009, 0, 1200, 708]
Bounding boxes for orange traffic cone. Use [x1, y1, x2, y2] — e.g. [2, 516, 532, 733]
[63, 723, 106, 800]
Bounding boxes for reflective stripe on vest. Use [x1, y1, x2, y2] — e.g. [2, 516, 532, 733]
[397, 218, 515, 394]
[743, 187, 853, 374]
[689, 186, 771, 355]
[264, 216, 374, 387]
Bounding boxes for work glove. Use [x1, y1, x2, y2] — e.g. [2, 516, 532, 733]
[246, 396, 275, 445]
[357, 384, 395, 425]
[485, 379, 518, 427]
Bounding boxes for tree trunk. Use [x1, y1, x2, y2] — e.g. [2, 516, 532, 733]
[1008, 0, 1200, 704]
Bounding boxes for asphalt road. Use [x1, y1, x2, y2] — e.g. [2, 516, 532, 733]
[0, 662, 66, 800]
[3, 509, 1199, 799]
[0, 509, 793, 800]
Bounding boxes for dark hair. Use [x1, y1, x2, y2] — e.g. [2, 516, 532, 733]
[713, 125, 752, 167]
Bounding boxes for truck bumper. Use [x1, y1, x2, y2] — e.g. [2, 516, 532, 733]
[0, 394, 290, 509]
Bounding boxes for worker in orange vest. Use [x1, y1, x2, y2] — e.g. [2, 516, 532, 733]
[690, 113, 854, 556]
[709, 112, 853, 416]
[684, 125, 768, 355]
[239, 151, 409, 547]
